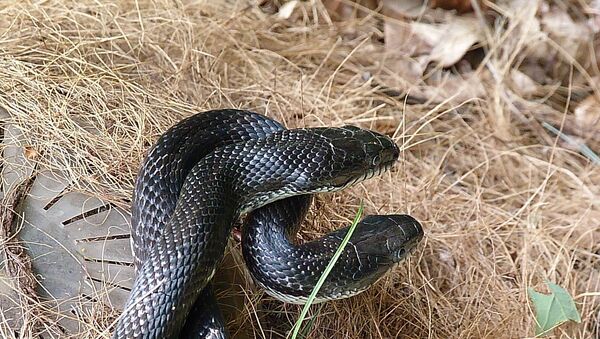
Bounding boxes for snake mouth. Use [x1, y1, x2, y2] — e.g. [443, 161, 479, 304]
[342, 159, 395, 189]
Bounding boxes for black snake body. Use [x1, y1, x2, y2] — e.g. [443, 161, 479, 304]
[114, 110, 423, 338]
[243, 195, 422, 304]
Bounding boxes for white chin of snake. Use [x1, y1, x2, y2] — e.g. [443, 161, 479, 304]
[344, 163, 392, 189]
[260, 282, 369, 305]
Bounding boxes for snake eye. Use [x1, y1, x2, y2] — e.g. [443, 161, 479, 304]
[371, 155, 381, 166]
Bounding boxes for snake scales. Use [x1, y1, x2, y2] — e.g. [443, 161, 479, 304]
[113, 110, 423, 338]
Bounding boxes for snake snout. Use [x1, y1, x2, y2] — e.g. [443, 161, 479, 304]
[379, 215, 424, 263]
[310, 126, 399, 190]
[351, 214, 423, 265]
[396, 215, 424, 242]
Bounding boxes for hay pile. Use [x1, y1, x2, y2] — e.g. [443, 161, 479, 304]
[0, 0, 598, 338]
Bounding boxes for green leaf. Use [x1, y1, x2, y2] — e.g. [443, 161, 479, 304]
[289, 202, 364, 339]
[528, 281, 581, 337]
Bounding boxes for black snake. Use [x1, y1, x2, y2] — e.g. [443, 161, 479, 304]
[113, 110, 423, 338]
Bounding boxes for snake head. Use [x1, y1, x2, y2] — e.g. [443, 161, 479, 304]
[303, 125, 400, 190]
[347, 214, 424, 264]
[231, 125, 400, 212]
[310, 213, 423, 297]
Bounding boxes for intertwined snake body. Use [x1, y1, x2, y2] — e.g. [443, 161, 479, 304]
[113, 110, 423, 338]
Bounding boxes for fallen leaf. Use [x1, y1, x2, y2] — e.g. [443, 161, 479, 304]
[509, 69, 539, 97]
[24, 146, 38, 160]
[411, 16, 483, 67]
[540, 6, 591, 60]
[519, 61, 549, 85]
[422, 70, 486, 103]
[498, 0, 548, 62]
[574, 94, 600, 138]
[431, 0, 479, 13]
[382, 0, 428, 19]
[384, 18, 431, 58]
[528, 281, 582, 337]
[323, 0, 378, 21]
[586, 1, 600, 34]
[323, 0, 351, 20]
[277, 0, 298, 20]
[381, 55, 426, 83]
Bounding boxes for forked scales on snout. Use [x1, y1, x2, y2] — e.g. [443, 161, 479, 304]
[113, 109, 423, 338]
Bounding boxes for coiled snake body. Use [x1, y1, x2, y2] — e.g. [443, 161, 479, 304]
[114, 110, 423, 338]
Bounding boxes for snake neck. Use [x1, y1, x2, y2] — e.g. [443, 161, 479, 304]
[242, 195, 311, 248]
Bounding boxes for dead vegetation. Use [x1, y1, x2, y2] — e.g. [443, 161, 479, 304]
[0, 0, 598, 338]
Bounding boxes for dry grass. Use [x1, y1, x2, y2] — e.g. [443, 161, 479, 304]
[0, 0, 598, 338]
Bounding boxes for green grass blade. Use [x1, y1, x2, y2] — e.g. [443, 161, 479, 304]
[298, 304, 323, 339]
[288, 202, 364, 339]
[542, 122, 600, 165]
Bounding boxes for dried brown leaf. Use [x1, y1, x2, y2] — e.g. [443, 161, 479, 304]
[323, 0, 378, 21]
[519, 61, 550, 85]
[384, 15, 483, 68]
[382, 0, 428, 19]
[277, 0, 298, 20]
[411, 16, 483, 67]
[574, 94, 600, 139]
[426, 70, 485, 101]
[540, 6, 592, 60]
[383, 70, 486, 105]
[382, 55, 427, 83]
[23, 146, 38, 160]
[431, 0, 477, 13]
[509, 69, 539, 97]
[384, 19, 431, 58]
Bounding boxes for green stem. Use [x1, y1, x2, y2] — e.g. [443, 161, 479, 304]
[289, 202, 364, 339]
